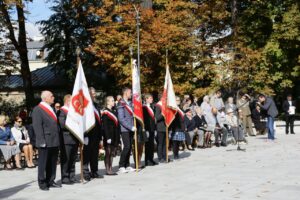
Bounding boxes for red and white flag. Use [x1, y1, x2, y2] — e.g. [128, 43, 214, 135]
[65, 60, 95, 144]
[161, 65, 177, 127]
[132, 59, 144, 126]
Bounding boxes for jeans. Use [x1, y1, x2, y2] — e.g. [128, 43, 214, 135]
[267, 116, 275, 140]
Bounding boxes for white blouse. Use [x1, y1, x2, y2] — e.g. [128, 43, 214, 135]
[11, 126, 30, 145]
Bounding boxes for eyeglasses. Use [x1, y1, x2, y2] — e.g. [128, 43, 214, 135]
[17, 121, 22, 123]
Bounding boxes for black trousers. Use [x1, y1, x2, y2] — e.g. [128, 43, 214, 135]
[83, 134, 100, 176]
[38, 147, 59, 188]
[119, 132, 133, 168]
[157, 131, 166, 161]
[172, 141, 180, 158]
[285, 115, 295, 133]
[145, 131, 155, 162]
[60, 144, 79, 182]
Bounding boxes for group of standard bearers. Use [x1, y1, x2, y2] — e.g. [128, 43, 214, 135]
[32, 87, 175, 191]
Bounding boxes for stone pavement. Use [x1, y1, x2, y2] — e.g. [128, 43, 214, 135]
[0, 121, 300, 200]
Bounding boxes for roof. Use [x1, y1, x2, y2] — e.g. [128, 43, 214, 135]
[0, 65, 69, 90]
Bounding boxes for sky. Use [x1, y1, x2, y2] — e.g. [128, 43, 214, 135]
[24, 0, 54, 38]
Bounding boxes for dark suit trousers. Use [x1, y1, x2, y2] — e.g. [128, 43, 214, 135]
[119, 132, 133, 168]
[157, 131, 166, 161]
[83, 135, 100, 176]
[145, 131, 155, 162]
[61, 144, 79, 182]
[285, 115, 295, 133]
[38, 147, 59, 187]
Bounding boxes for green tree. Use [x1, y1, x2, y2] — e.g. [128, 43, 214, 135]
[0, 0, 34, 110]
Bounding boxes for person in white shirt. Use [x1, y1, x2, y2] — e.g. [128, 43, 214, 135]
[11, 116, 35, 168]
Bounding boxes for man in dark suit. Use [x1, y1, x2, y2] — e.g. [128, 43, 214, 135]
[58, 94, 80, 185]
[282, 94, 296, 134]
[258, 94, 278, 140]
[82, 87, 103, 181]
[143, 94, 158, 166]
[155, 99, 170, 163]
[32, 90, 61, 191]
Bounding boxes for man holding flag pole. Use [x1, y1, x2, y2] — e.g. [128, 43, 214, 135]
[65, 58, 96, 183]
[160, 52, 178, 162]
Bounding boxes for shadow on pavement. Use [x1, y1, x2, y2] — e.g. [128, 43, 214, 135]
[0, 181, 35, 199]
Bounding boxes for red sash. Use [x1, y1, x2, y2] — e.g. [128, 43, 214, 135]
[60, 106, 68, 114]
[121, 101, 133, 116]
[177, 108, 185, 120]
[144, 105, 155, 120]
[94, 107, 101, 124]
[102, 110, 118, 126]
[38, 103, 57, 122]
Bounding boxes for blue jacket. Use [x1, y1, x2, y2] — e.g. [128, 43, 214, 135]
[0, 127, 15, 145]
[117, 99, 134, 133]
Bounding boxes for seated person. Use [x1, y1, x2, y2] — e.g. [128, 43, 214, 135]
[212, 108, 228, 147]
[193, 107, 212, 148]
[251, 104, 267, 135]
[0, 115, 22, 170]
[226, 108, 246, 143]
[11, 116, 35, 168]
[183, 108, 196, 151]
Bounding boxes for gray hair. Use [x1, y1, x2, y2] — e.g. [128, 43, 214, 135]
[203, 95, 209, 102]
[41, 90, 51, 101]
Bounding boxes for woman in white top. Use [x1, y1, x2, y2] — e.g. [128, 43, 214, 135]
[11, 116, 35, 168]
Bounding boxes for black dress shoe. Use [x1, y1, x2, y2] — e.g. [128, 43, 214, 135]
[70, 179, 81, 184]
[84, 176, 91, 181]
[91, 172, 104, 179]
[149, 160, 158, 165]
[48, 182, 61, 188]
[39, 186, 49, 191]
[291, 132, 295, 134]
[62, 179, 73, 185]
[215, 143, 220, 147]
[221, 143, 227, 147]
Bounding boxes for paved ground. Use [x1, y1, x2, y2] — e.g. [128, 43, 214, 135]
[1, 121, 300, 200]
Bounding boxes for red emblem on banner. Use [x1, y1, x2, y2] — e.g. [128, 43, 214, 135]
[72, 89, 89, 116]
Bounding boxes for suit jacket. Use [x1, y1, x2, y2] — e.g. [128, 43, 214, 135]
[58, 109, 79, 145]
[143, 104, 156, 132]
[282, 100, 296, 115]
[155, 103, 166, 132]
[260, 97, 278, 118]
[86, 103, 102, 141]
[102, 108, 120, 146]
[117, 99, 134, 133]
[32, 105, 60, 148]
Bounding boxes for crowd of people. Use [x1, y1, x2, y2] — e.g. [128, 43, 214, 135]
[0, 88, 297, 191]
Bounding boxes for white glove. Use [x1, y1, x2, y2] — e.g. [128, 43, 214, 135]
[131, 127, 137, 132]
[40, 143, 46, 148]
[146, 131, 149, 138]
[107, 139, 112, 144]
[84, 137, 89, 145]
[154, 131, 157, 137]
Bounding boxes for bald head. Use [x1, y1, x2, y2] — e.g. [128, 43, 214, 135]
[41, 90, 55, 105]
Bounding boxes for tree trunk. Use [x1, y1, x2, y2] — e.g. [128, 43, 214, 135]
[0, 1, 35, 110]
[16, 2, 35, 110]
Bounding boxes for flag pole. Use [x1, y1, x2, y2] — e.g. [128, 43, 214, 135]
[134, 117, 139, 172]
[165, 49, 169, 163]
[130, 46, 139, 172]
[76, 46, 84, 183]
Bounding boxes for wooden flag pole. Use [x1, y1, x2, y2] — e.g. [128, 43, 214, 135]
[134, 117, 139, 172]
[165, 49, 169, 163]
